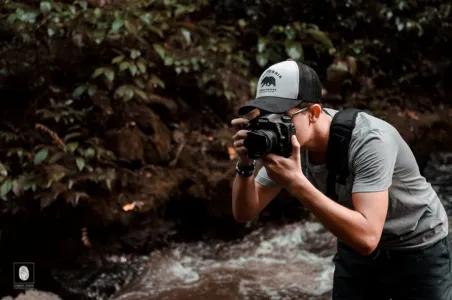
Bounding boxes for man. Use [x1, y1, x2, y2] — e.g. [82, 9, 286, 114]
[231, 60, 452, 299]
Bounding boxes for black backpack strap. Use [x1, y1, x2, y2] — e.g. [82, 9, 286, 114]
[325, 108, 361, 201]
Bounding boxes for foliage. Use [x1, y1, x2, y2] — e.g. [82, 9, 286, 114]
[0, 0, 451, 214]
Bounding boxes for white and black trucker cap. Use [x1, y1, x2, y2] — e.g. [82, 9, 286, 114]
[238, 60, 322, 115]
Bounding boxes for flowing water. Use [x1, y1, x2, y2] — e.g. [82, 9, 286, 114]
[111, 221, 336, 300]
[47, 152, 452, 300]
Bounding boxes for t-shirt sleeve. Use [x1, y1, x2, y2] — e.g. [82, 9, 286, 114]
[350, 130, 398, 193]
[255, 166, 279, 188]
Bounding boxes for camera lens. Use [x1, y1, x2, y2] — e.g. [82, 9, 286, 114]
[244, 129, 278, 159]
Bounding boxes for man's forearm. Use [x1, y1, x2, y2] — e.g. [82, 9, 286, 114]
[288, 176, 378, 255]
[232, 175, 260, 222]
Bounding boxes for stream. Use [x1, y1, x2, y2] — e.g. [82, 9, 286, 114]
[6, 152, 452, 300]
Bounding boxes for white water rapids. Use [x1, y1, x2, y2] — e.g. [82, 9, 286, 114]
[112, 220, 336, 300]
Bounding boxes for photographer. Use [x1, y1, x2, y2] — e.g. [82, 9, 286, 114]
[231, 60, 452, 299]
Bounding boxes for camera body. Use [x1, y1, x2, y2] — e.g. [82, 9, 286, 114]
[243, 113, 296, 159]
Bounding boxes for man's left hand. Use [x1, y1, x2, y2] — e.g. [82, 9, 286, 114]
[261, 135, 304, 190]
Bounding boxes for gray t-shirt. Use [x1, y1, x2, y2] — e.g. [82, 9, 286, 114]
[256, 108, 448, 250]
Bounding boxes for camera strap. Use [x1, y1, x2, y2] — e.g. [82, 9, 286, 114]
[325, 108, 362, 201]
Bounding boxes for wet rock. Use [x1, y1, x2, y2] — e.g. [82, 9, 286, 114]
[125, 103, 167, 136]
[1, 290, 62, 300]
[106, 127, 145, 164]
[122, 103, 172, 164]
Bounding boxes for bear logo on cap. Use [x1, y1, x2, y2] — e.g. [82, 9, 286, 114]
[261, 76, 276, 87]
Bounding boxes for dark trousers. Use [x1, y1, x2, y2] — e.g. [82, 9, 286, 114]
[332, 236, 452, 300]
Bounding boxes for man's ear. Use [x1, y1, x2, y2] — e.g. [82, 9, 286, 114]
[308, 104, 322, 123]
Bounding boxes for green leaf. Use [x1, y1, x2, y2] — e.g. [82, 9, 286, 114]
[48, 152, 64, 164]
[305, 29, 334, 49]
[73, 85, 86, 97]
[78, 1, 88, 9]
[180, 28, 191, 44]
[111, 18, 124, 33]
[84, 147, 95, 158]
[134, 88, 147, 100]
[257, 38, 267, 53]
[153, 44, 166, 59]
[130, 49, 141, 59]
[164, 56, 173, 66]
[124, 20, 139, 36]
[150, 75, 165, 89]
[137, 60, 146, 73]
[148, 26, 163, 38]
[114, 85, 135, 102]
[40, 2, 52, 14]
[64, 132, 82, 142]
[285, 41, 303, 60]
[0, 163, 8, 177]
[119, 61, 130, 71]
[256, 53, 269, 67]
[284, 25, 297, 40]
[1, 179, 12, 197]
[22, 11, 38, 23]
[23, 182, 33, 191]
[104, 69, 115, 82]
[34, 149, 49, 165]
[140, 12, 152, 25]
[94, 8, 102, 17]
[7, 14, 17, 23]
[129, 64, 138, 76]
[67, 142, 79, 153]
[12, 179, 21, 196]
[88, 85, 97, 96]
[92, 68, 104, 78]
[112, 55, 125, 64]
[76, 157, 85, 171]
[106, 178, 113, 190]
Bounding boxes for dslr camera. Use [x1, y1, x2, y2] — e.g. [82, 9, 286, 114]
[243, 113, 296, 159]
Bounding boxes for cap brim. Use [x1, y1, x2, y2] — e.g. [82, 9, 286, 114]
[238, 96, 302, 115]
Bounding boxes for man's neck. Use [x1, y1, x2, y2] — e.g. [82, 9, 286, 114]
[305, 112, 332, 165]
[313, 113, 332, 152]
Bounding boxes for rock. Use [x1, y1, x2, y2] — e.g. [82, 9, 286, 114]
[124, 103, 172, 163]
[1, 290, 62, 300]
[106, 127, 145, 164]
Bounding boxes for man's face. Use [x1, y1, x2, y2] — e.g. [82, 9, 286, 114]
[285, 105, 318, 148]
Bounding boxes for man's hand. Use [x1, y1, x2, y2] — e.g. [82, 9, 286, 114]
[261, 135, 303, 190]
[231, 117, 254, 166]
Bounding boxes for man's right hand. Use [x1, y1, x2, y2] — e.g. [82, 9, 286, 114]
[231, 117, 254, 166]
